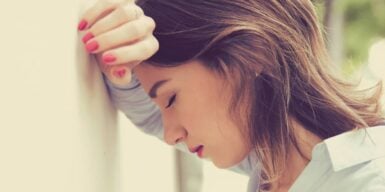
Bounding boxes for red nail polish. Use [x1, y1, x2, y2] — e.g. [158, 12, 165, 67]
[82, 32, 94, 44]
[78, 19, 88, 31]
[114, 69, 126, 78]
[103, 53, 116, 64]
[85, 41, 99, 52]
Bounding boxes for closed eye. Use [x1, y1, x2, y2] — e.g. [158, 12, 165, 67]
[166, 94, 176, 108]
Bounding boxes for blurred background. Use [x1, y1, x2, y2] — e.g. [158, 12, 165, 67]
[316, 0, 385, 82]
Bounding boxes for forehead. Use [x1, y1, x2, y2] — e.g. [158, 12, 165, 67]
[133, 62, 170, 82]
[132, 60, 224, 92]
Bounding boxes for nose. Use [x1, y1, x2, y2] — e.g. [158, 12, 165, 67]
[162, 116, 187, 145]
[164, 125, 187, 145]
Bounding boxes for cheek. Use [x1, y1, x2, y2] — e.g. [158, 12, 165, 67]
[177, 98, 215, 132]
[176, 92, 250, 167]
[209, 122, 251, 168]
[177, 86, 211, 113]
[176, 84, 234, 137]
[178, 90, 248, 144]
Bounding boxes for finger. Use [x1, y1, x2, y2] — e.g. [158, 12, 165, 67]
[101, 35, 159, 66]
[82, 4, 144, 43]
[96, 53, 136, 85]
[109, 65, 133, 85]
[78, 0, 119, 31]
[84, 16, 156, 54]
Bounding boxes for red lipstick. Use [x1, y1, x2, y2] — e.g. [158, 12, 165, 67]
[196, 146, 204, 158]
[189, 145, 204, 158]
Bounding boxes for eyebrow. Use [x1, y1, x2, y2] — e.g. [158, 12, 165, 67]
[148, 79, 171, 99]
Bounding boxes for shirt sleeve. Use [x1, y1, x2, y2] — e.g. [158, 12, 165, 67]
[103, 73, 165, 136]
[103, 73, 255, 176]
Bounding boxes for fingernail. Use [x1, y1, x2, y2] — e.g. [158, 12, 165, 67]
[102, 53, 116, 64]
[82, 32, 94, 44]
[78, 19, 88, 31]
[85, 41, 99, 52]
[114, 69, 126, 78]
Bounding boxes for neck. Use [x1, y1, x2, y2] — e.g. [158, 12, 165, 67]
[271, 119, 322, 191]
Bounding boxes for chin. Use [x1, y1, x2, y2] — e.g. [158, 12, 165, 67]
[212, 161, 233, 169]
[212, 154, 247, 169]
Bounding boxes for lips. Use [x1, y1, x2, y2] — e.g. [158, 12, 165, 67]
[189, 145, 204, 157]
[196, 146, 204, 158]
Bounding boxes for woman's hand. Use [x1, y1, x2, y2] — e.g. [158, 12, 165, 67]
[78, 0, 159, 86]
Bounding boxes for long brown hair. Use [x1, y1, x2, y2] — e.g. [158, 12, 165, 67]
[136, 0, 385, 190]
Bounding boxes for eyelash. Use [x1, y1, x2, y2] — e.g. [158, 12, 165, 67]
[166, 94, 177, 108]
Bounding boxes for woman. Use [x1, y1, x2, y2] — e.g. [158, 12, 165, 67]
[78, 0, 385, 191]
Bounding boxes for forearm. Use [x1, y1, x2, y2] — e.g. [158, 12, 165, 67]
[103, 73, 163, 134]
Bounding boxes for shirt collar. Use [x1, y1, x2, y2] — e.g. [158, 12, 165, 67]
[322, 125, 385, 172]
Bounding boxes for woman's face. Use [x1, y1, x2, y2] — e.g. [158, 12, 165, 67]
[134, 60, 251, 168]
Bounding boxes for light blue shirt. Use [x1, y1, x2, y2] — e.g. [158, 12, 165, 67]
[104, 74, 385, 192]
[246, 125, 385, 192]
[287, 125, 385, 192]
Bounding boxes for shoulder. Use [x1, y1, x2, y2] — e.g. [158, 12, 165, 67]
[371, 157, 385, 184]
[322, 125, 385, 191]
[350, 158, 385, 191]
[313, 157, 384, 192]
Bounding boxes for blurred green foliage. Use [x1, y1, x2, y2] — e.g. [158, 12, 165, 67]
[341, 0, 385, 68]
[315, 0, 385, 73]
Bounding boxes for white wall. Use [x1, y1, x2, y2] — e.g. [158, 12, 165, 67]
[118, 112, 176, 192]
[0, 1, 176, 191]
